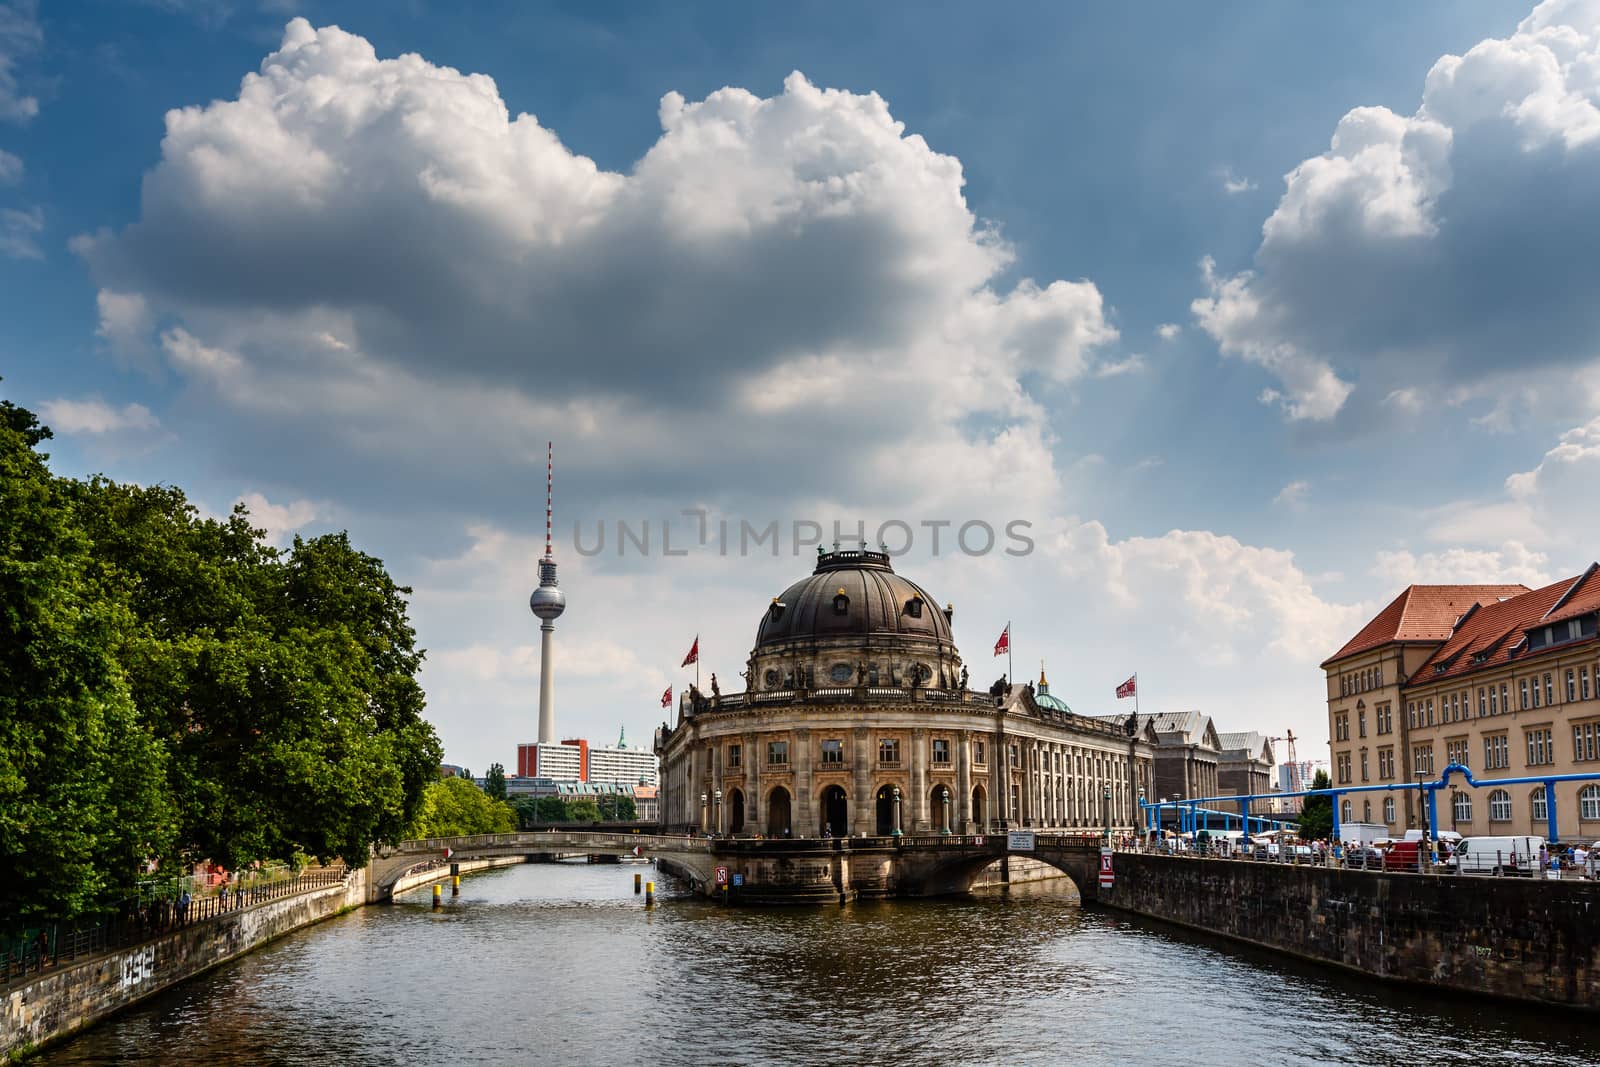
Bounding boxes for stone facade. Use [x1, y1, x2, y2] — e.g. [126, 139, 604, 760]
[655, 549, 1156, 839]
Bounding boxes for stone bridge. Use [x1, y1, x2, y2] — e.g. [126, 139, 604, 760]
[371, 830, 1105, 904]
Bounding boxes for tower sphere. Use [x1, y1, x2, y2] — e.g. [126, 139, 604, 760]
[530, 582, 566, 620]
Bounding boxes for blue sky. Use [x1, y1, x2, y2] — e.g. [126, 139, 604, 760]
[6, 0, 1600, 775]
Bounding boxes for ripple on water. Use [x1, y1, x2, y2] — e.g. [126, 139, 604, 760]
[33, 862, 1600, 1067]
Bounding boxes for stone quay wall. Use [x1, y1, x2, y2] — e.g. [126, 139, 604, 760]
[387, 854, 529, 898]
[2, 871, 368, 1064]
[1099, 853, 1600, 1010]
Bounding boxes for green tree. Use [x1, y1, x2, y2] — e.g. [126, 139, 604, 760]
[1298, 769, 1333, 840]
[410, 777, 514, 838]
[534, 796, 568, 823]
[484, 762, 507, 801]
[595, 794, 638, 821]
[0, 398, 175, 925]
[567, 797, 602, 823]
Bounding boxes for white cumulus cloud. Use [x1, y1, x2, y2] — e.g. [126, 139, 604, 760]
[1193, 0, 1600, 424]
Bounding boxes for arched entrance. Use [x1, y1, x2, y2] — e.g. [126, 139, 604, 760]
[766, 787, 792, 837]
[729, 788, 745, 834]
[875, 784, 900, 836]
[931, 784, 952, 833]
[972, 785, 987, 831]
[820, 785, 847, 837]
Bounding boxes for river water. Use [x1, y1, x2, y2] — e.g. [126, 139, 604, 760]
[37, 861, 1600, 1067]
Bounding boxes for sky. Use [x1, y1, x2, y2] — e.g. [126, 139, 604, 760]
[6, 0, 1600, 777]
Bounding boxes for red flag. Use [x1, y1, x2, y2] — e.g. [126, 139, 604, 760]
[681, 636, 699, 667]
[1116, 675, 1137, 699]
[660, 686, 672, 708]
[993, 624, 1010, 657]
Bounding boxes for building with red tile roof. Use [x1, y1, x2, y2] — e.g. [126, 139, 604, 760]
[1325, 565, 1600, 841]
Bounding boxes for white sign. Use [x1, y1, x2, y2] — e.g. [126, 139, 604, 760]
[1099, 847, 1115, 888]
[714, 865, 729, 886]
[1007, 830, 1035, 852]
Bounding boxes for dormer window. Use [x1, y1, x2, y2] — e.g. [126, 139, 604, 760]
[769, 598, 786, 621]
[904, 596, 924, 619]
[833, 588, 849, 615]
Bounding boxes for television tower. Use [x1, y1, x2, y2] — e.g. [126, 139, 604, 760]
[529, 442, 566, 745]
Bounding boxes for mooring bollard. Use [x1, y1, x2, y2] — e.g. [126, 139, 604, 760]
[634, 872, 642, 894]
[645, 881, 655, 908]
[432, 883, 443, 909]
[451, 874, 460, 897]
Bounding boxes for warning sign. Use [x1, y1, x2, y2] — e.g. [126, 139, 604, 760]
[1099, 847, 1115, 889]
[714, 865, 729, 886]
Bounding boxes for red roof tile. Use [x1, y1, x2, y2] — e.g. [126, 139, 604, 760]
[1323, 584, 1529, 666]
[1407, 566, 1600, 686]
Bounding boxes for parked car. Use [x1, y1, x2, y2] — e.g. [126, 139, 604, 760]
[1449, 835, 1543, 876]
[1344, 845, 1384, 869]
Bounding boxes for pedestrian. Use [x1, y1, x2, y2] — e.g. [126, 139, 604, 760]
[178, 889, 191, 922]
[219, 883, 229, 908]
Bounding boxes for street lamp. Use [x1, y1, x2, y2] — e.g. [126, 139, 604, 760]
[714, 789, 723, 837]
[892, 786, 904, 838]
[1137, 787, 1146, 841]
[700, 791, 708, 836]
[1103, 787, 1112, 846]
[941, 789, 952, 835]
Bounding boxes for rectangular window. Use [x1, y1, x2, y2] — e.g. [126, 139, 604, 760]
[1358, 712, 1366, 739]
[1525, 728, 1553, 767]
[878, 738, 900, 764]
[1009, 744, 1019, 768]
[728, 744, 742, 769]
[767, 741, 789, 766]
[932, 738, 951, 764]
[1568, 670, 1578, 703]
[1546, 673, 1555, 706]
[1360, 751, 1368, 781]
[820, 739, 843, 764]
[1521, 680, 1530, 710]
[1478, 688, 1487, 717]
[1426, 699, 1434, 725]
[1584, 667, 1592, 701]
[973, 740, 985, 765]
[1500, 683, 1509, 714]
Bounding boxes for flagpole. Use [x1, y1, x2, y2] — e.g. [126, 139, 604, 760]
[1007, 621, 1013, 684]
[1135, 671, 1140, 719]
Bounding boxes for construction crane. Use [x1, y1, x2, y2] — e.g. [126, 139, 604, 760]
[1268, 730, 1301, 791]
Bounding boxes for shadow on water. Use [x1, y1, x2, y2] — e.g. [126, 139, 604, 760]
[33, 860, 1600, 1067]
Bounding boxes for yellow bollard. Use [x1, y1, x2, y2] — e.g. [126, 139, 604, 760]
[452, 875, 460, 897]
[645, 881, 655, 908]
[634, 872, 642, 894]
[432, 883, 442, 909]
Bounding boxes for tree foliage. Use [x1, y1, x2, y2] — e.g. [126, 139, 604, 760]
[484, 762, 507, 801]
[566, 798, 602, 823]
[1298, 769, 1334, 840]
[0, 390, 442, 925]
[410, 777, 514, 838]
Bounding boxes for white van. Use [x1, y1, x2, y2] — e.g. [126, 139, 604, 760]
[1451, 835, 1544, 875]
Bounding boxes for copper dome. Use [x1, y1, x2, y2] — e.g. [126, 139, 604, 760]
[755, 549, 954, 652]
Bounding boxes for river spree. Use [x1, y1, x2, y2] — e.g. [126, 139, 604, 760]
[38, 862, 1600, 1066]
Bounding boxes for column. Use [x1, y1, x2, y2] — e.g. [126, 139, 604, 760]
[852, 726, 872, 836]
[712, 741, 723, 835]
[911, 728, 928, 832]
[745, 731, 761, 834]
[794, 728, 813, 837]
[956, 731, 972, 832]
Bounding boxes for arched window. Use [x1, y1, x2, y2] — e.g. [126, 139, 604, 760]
[1452, 792, 1472, 824]
[1488, 789, 1512, 822]
[1362, 799, 1371, 821]
[1531, 786, 1548, 822]
[903, 596, 923, 619]
[1383, 797, 1395, 823]
[1341, 800, 1352, 823]
[1580, 785, 1600, 822]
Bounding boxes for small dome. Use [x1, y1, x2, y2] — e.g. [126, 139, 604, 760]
[755, 549, 953, 652]
[1035, 674, 1073, 714]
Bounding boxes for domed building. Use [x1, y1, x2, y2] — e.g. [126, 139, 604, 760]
[655, 547, 1157, 838]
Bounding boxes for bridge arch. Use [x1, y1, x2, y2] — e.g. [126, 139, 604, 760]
[897, 840, 1102, 900]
